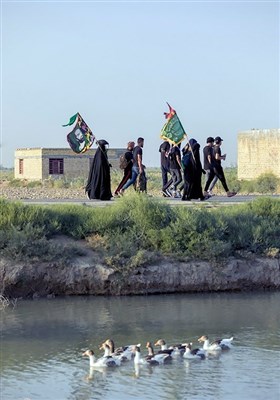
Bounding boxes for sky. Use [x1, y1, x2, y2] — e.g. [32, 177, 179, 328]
[1, 0, 279, 168]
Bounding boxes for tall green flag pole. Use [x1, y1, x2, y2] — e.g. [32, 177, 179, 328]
[160, 103, 195, 162]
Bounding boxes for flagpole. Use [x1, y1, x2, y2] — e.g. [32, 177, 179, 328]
[182, 133, 196, 164]
[169, 105, 196, 164]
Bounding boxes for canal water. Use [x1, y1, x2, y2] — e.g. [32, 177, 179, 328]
[1, 292, 280, 400]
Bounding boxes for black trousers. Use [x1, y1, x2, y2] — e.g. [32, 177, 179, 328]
[204, 166, 229, 193]
[161, 165, 173, 191]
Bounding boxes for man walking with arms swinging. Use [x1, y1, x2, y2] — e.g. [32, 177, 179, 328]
[120, 137, 144, 194]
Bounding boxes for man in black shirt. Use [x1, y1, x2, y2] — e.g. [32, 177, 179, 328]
[203, 137, 215, 194]
[120, 137, 144, 194]
[204, 136, 236, 197]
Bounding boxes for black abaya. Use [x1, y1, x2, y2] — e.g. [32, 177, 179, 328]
[188, 142, 204, 199]
[182, 139, 204, 200]
[85, 140, 112, 200]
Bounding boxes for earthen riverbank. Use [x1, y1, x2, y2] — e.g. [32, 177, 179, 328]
[1, 236, 279, 299]
[0, 186, 280, 298]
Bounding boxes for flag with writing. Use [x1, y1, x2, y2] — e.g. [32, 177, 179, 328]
[63, 113, 95, 154]
[160, 103, 186, 145]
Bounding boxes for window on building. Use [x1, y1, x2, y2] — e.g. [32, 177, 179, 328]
[49, 158, 64, 175]
[19, 159, 24, 174]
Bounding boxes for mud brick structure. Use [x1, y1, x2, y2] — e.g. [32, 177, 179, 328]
[14, 147, 125, 181]
[238, 129, 280, 180]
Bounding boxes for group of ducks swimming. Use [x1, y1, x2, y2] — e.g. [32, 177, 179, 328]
[83, 335, 234, 368]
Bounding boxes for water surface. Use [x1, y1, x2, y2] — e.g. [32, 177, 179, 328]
[1, 292, 280, 400]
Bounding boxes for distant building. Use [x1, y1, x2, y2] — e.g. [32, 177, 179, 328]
[238, 129, 280, 180]
[14, 147, 125, 181]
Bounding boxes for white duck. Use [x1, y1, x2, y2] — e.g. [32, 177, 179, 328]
[132, 345, 171, 366]
[154, 338, 185, 356]
[102, 338, 139, 362]
[198, 335, 234, 351]
[154, 339, 175, 355]
[145, 342, 172, 364]
[83, 349, 120, 368]
[100, 342, 111, 357]
[218, 336, 234, 350]
[183, 343, 206, 360]
[132, 345, 149, 365]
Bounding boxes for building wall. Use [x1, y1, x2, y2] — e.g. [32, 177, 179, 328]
[237, 129, 280, 180]
[14, 148, 125, 181]
[14, 148, 43, 180]
[41, 148, 92, 180]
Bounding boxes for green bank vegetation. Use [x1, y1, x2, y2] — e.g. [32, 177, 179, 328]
[2, 167, 280, 195]
[0, 195, 279, 271]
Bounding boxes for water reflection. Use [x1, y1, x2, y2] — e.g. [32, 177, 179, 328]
[1, 292, 280, 400]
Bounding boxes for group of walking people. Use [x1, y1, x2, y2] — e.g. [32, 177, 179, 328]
[160, 136, 236, 201]
[85, 137, 146, 201]
[85, 135, 236, 201]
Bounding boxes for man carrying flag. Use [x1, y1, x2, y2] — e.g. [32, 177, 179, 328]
[160, 103, 187, 197]
[160, 103, 187, 145]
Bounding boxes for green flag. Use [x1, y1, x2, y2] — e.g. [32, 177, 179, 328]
[65, 114, 95, 154]
[160, 103, 186, 145]
[62, 113, 79, 127]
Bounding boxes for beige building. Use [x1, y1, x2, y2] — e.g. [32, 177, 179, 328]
[14, 147, 125, 181]
[237, 129, 280, 180]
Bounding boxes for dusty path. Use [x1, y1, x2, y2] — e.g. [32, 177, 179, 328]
[1, 182, 279, 206]
[20, 194, 279, 207]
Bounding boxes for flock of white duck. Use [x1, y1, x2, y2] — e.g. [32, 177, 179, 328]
[83, 335, 234, 368]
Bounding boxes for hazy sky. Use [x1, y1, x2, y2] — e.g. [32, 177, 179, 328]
[1, 0, 279, 168]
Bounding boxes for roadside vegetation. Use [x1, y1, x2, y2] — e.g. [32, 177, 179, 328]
[1, 167, 279, 195]
[0, 195, 279, 272]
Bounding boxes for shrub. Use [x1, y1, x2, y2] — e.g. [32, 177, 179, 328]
[239, 180, 256, 195]
[70, 178, 86, 189]
[256, 172, 279, 194]
[1, 195, 280, 268]
[52, 179, 70, 189]
[8, 179, 24, 187]
[0, 168, 14, 181]
[27, 181, 42, 188]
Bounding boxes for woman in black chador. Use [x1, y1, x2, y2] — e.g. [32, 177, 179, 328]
[182, 138, 206, 201]
[189, 138, 206, 200]
[85, 139, 112, 200]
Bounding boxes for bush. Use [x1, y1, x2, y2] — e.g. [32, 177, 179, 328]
[1, 195, 280, 269]
[0, 224, 75, 263]
[70, 178, 86, 189]
[8, 179, 24, 187]
[52, 179, 70, 189]
[239, 180, 256, 195]
[255, 173, 279, 194]
[27, 181, 42, 188]
[0, 168, 14, 181]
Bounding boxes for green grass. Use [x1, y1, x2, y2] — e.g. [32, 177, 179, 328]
[0, 195, 279, 271]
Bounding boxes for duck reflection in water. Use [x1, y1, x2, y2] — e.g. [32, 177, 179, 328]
[84, 366, 107, 382]
[134, 362, 154, 379]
